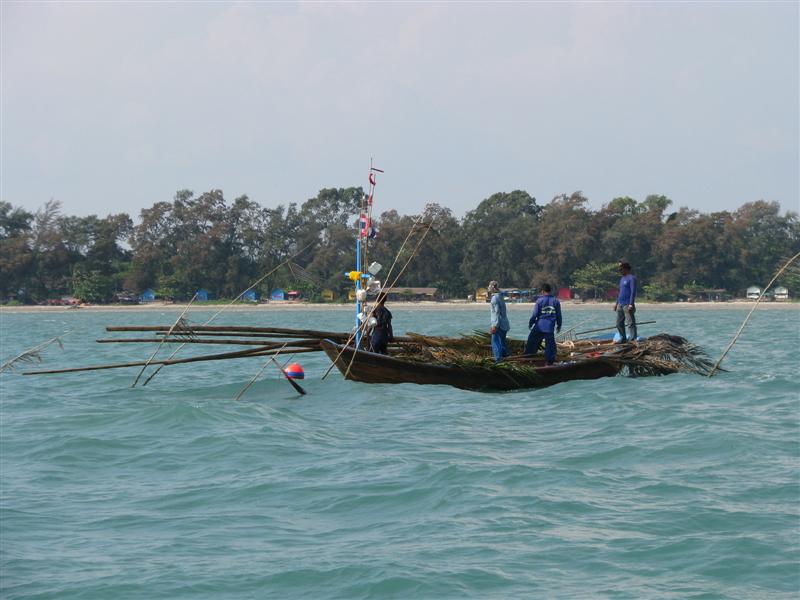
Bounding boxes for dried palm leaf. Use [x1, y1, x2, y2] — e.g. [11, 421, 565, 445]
[1, 332, 71, 373]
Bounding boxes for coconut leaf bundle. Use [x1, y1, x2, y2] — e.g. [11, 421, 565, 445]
[600, 334, 718, 377]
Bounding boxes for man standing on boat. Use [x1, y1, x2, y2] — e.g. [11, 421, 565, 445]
[488, 281, 510, 362]
[369, 293, 394, 354]
[614, 261, 637, 342]
[524, 283, 562, 365]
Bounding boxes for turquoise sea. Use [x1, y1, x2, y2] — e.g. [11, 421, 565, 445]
[1, 305, 798, 599]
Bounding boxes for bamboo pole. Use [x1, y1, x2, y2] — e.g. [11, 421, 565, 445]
[23, 346, 318, 376]
[233, 342, 290, 401]
[151, 331, 330, 339]
[708, 251, 800, 377]
[131, 293, 198, 387]
[574, 321, 657, 337]
[97, 338, 323, 347]
[106, 325, 353, 337]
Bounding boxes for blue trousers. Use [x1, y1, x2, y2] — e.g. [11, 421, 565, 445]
[525, 330, 556, 364]
[491, 329, 509, 362]
[370, 330, 389, 354]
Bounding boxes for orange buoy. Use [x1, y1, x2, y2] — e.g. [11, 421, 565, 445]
[284, 363, 305, 379]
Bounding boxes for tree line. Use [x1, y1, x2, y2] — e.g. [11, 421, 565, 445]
[1, 188, 798, 304]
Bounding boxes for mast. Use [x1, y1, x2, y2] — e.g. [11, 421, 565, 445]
[346, 160, 383, 348]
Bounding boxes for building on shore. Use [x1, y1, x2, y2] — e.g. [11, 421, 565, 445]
[384, 287, 439, 301]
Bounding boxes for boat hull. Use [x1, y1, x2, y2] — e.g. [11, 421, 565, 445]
[320, 339, 621, 392]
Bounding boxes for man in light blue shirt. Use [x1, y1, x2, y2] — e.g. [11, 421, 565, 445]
[488, 280, 510, 362]
[614, 262, 637, 342]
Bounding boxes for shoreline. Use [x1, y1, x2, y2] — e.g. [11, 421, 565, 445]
[1, 300, 797, 313]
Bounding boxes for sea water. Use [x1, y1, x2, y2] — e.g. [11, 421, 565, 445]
[1, 305, 798, 599]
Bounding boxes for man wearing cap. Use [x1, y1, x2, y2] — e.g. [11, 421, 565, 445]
[488, 281, 510, 362]
[524, 283, 562, 365]
[614, 262, 637, 342]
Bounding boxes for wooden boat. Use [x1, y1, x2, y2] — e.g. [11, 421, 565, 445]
[18, 164, 716, 389]
[320, 339, 622, 392]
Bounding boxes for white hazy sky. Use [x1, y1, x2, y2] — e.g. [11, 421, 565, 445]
[2, 1, 798, 218]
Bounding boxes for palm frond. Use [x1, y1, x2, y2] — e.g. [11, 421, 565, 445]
[601, 334, 718, 377]
[0, 332, 71, 373]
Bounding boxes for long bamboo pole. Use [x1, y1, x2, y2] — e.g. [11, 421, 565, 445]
[574, 320, 657, 337]
[97, 338, 324, 347]
[151, 331, 335, 339]
[23, 346, 318, 376]
[107, 325, 351, 337]
[708, 251, 800, 377]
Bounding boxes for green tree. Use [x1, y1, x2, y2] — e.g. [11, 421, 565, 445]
[30, 201, 76, 300]
[531, 192, 593, 289]
[654, 208, 741, 292]
[0, 202, 35, 300]
[642, 282, 677, 301]
[394, 204, 466, 296]
[295, 187, 363, 294]
[571, 262, 619, 299]
[729, 201, 800, 292]
[460, 190, 540, 290]
[593, 194, 672, 281]
[71, 266, 113, 303]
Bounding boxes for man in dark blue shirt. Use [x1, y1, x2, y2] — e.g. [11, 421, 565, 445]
[614, 262, 637, 342]
[369, 293, 393, 354]
[524, 283, 562, 365]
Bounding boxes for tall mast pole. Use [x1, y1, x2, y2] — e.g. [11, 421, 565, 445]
[347, 160, 383, 349]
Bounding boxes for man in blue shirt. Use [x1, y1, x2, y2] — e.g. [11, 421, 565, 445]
[524, 283, 562, 365]
[369, 293, 393, 354]
[488, 280, 510, 362]
[614, 261, 637, 342]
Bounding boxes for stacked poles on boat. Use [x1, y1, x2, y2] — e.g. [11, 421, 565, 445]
[22, 326, 640, 377]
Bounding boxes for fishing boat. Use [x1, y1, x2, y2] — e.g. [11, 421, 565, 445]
[316, 165, 716, 391]
[320, 338, 621, 391]
[18, 163, 719, 391]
